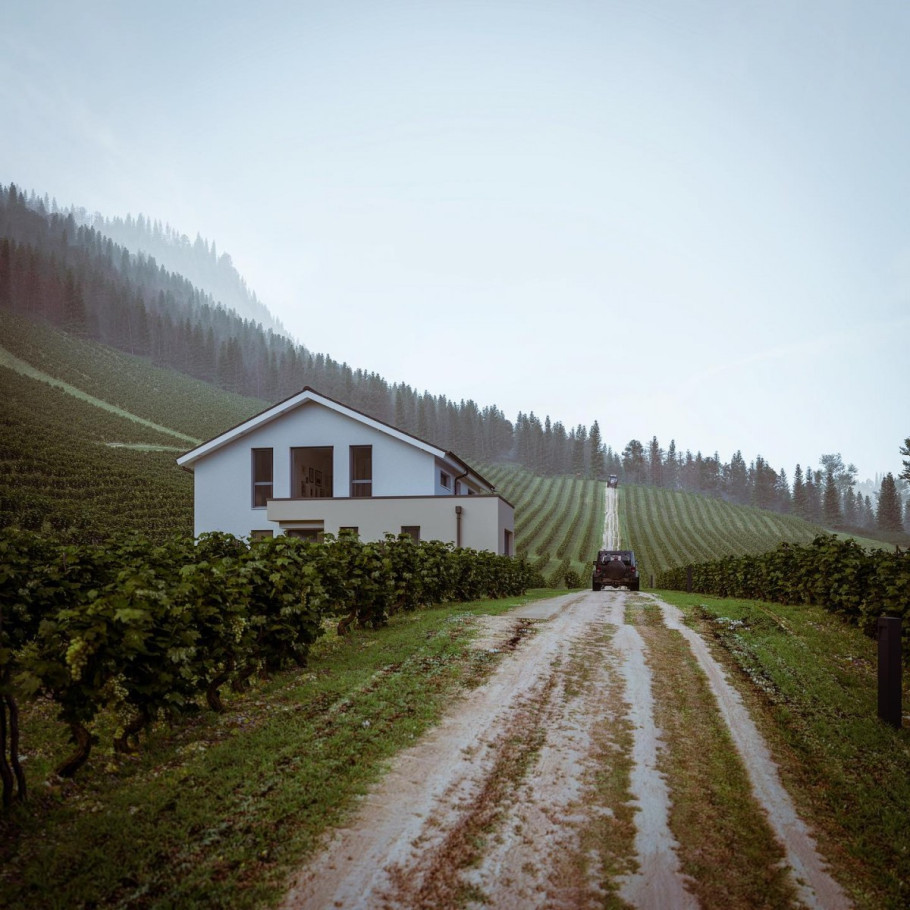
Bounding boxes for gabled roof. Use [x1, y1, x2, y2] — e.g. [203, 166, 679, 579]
[176, 386, 496, 493]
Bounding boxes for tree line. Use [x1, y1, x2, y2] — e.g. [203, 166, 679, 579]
[1, 183, 906, 535]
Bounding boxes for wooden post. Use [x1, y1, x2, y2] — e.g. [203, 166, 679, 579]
[877, 616, 903, 728]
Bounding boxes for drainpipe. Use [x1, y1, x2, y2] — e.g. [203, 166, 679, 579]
[453, 466, 470, 496]
[455, 505, 463, 549]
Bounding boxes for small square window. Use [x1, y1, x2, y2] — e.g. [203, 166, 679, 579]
[250, 529, 274, 541]
[400, 525, 420, 543]
[440, 471, 451, 489]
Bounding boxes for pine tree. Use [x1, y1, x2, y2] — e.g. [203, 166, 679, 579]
[648, 436, 663, 487]
[775, 468, 791, 513]
[61, 269, 87, 334]
[900, 437, 910, 483]
[805, 469, 822, 523]
[843, 488, 857, 526]
[792, 464, 807, 519]
[0, 237, 11, 308]
[728, 451, 749, 504]
[823, 467, 842, 527]
[877, 473, 904, 533]
[588, 421, 605, 479]
[664, 440, 679, 490]
[622, 440, 646, 483]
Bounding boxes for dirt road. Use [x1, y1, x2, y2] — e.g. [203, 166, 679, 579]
[280, 586, 848, 909]
[280, 489, 848, 909]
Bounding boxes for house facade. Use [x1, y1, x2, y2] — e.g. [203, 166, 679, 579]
[176, 387, 515, 555]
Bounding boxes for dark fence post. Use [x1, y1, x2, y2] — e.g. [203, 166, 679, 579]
[877, 616, 903, 728]
[686, 565, 693, 594]
[650, 573, 655, 589]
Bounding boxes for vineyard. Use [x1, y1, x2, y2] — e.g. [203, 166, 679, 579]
[0, 311, 266, 442]
[656, 535, 910, 662]
[483, 463, 604, 585]
[0, 528, 542, 806]
[0, 313, 273, 541]
[0, 365, 195, 539]
[619, 484, 825, 585]
[484, 464, 830, 587]
[0, 312, 882, 581]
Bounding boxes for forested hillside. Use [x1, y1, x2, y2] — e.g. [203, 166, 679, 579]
[73, 208, 286, 336]
[1, 181, 905, 538]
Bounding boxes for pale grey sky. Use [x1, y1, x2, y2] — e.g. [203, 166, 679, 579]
[2, 1, 908, 480]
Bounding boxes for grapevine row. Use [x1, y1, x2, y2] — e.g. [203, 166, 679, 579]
[656, 535, 910, 660]
[0, 528, 544, 806]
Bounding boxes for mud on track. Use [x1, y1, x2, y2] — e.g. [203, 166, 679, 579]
[280, 592, 847, 910]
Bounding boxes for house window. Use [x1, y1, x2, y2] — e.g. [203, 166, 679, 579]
[504, 529, 513, 556]
[339, 526, 359, 538]
[250, 529, 274, 541]
[291, 446, 333, 498]
[286, 528, 322, 542]
[440, 471, 451, 489]
[252, 448, 273, 507]
[350, 445, 372, 497]
[401, 525, 420, 543]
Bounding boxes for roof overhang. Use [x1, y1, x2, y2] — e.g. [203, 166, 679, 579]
[175, 387, 497, 494]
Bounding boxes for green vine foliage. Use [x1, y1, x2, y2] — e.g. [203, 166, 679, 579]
[657, 535, 910, 660]
[1, 527, 543, 797]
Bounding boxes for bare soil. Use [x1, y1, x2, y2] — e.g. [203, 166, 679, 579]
[279, 590, 848, 909]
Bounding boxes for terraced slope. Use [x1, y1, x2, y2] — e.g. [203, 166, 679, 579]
[484, 463, 604, 584]
[0, 314, 270, 540]
[0, 366, 194, 539]
[0, 312, 266, 442]
[619, 484, 823, 585]
[484, 464, 827, 588]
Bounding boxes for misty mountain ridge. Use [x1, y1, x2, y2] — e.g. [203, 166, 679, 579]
[52, 194, 287, 337]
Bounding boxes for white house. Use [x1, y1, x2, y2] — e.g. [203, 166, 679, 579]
[176, 387, 515, 554]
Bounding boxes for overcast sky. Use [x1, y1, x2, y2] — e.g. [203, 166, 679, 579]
[2, 1, 908, 481]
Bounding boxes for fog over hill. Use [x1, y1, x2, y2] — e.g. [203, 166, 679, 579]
[67, 207, 288, 337]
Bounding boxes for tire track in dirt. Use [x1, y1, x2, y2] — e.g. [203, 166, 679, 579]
[279, 587, 848, 909]
[602, 486, 619, 549]
[610, 604, 698, 910]
[279, 593, 637, 909]
[648, 593, 851, 910]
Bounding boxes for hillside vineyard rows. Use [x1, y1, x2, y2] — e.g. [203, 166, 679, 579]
[484, 463, 827, 586]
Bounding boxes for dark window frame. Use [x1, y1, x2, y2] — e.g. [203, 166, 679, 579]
[350, 445, 373, 498]
[252, 448, 274, 508]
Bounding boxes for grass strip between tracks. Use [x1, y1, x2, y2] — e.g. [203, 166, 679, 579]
[0, 589, 560, 910]
[657, 590, 910, 910]
[630, 598, 800, 910]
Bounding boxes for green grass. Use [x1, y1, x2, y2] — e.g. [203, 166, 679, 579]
[0, 589, 560, 910]
[0, 310, 266, 441]
[632, 599, 797, 909]
[658, 590, 910, 910]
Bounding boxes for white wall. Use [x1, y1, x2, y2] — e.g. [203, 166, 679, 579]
[191, 400, 437, 538]
[267, 494, 514, 553]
